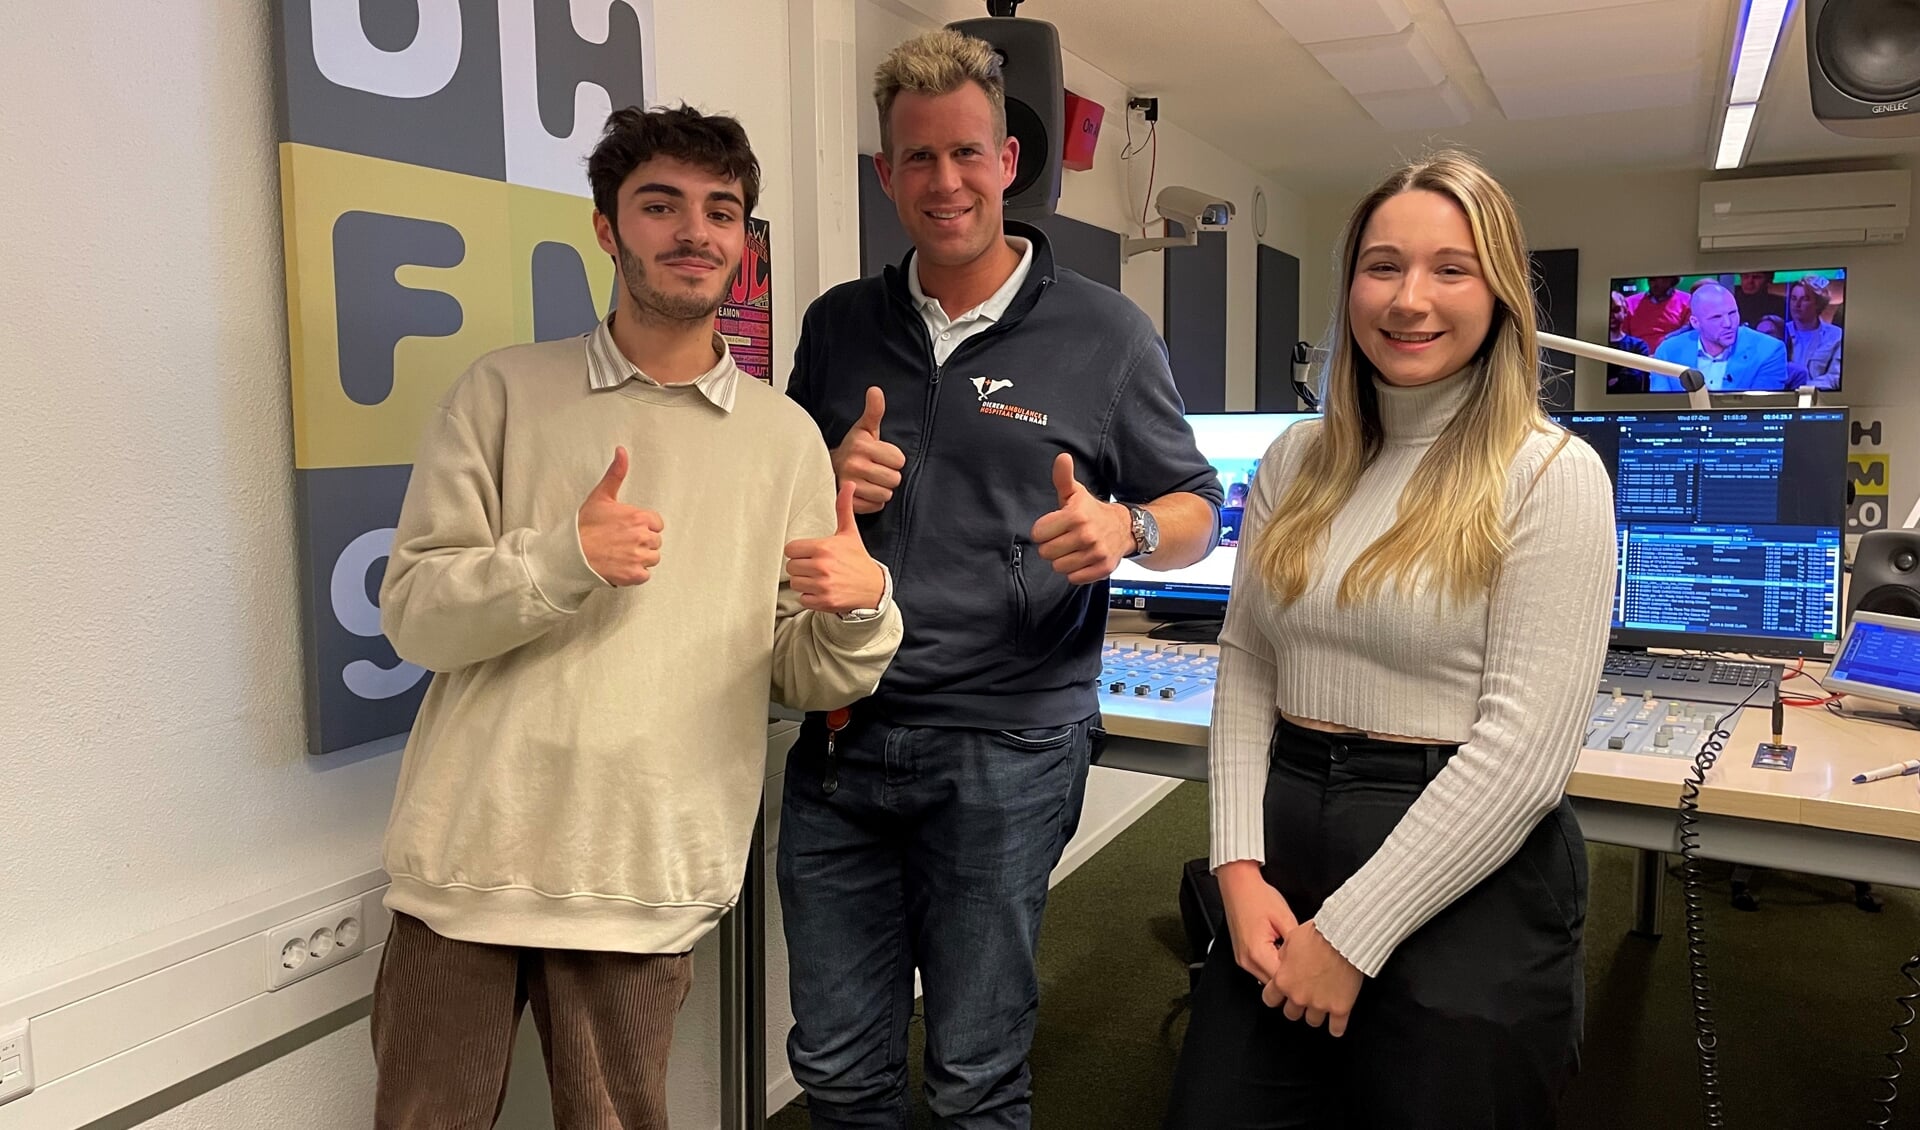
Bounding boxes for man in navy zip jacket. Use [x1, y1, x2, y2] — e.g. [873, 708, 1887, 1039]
[778, 27, 1223, 1130]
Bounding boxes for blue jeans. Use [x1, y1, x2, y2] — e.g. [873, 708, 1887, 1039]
[777, 711, 1096, 1130]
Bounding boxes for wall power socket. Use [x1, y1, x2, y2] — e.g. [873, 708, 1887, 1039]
[266, 892, 377, 991]
[0, 1019, 34, 1106]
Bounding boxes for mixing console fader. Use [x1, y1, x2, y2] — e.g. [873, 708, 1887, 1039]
[1100, 641, 1218, 702]
[1585, 688, 1729, 759]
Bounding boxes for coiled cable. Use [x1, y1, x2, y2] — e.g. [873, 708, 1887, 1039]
[1676, 681, 1772, 1129]
[1868, 952, 1920, 1128]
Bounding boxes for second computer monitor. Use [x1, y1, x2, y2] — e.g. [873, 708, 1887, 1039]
[1109, 411, 1318, 623]
[1553, 408, 1849, 658]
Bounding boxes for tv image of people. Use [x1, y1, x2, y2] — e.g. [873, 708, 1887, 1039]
[1607, 269, 1845, 393]
[1605, 289, 1652, 393]
[1216, 465, 1256, 547]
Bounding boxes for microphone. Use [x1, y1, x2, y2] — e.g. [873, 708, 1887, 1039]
[1538, 331, 1710, 410]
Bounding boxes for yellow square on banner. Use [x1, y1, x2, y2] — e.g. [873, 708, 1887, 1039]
[281, 143, 517, 469]
[1850, 454, 1890, 497]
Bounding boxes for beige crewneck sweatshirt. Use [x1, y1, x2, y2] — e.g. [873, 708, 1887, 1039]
[378, 337, 901, 954]
[1208, 371, 1616, 976]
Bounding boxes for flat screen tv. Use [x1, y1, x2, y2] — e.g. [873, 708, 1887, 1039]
[1605, 268, 1847, 395]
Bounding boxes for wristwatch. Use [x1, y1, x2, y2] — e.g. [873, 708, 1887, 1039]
[1124, 504, 1159, 559]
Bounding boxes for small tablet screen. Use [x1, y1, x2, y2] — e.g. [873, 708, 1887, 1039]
[1827, 612, 1920, 709]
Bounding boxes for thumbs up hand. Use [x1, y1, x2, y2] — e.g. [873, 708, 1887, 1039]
[784, 482, 888, 614]
[831, 386, 908, 515]
[1031, 453, 1134, 585]
[577, 447, 665, 586]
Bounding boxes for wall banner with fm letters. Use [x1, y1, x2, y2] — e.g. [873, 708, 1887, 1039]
[273, 0, 656, 755]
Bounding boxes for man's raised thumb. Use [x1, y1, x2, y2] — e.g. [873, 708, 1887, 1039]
[1052, 452, 1081, 505]
[855, 386, 886, 435]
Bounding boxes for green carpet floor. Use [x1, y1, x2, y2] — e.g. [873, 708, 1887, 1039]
[769, 783, 1920, 1129]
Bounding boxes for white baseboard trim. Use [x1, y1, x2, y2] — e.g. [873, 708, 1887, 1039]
[1052, 775, 1183, 887]
[766, 1069, 803, 1120]
[0, 945, 382, 1130]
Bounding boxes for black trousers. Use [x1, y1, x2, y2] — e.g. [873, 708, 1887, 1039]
[1164, 716, 1587, 1130]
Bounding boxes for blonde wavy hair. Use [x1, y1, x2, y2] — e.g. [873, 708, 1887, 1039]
[872, 28, 1006, 159]
[1251, 151, 1555, 607]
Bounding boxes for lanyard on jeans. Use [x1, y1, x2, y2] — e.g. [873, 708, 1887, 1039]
[822, 707, 850, 796]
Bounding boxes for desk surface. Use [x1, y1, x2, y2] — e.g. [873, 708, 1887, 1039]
[1097, 632, 1920, 843]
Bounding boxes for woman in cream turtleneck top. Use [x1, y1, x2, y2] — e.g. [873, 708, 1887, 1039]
[1163, 153, 1617, 1129]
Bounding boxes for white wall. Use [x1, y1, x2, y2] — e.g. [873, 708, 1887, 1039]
[0, 0, 403, 987]
[854, 0, 1312, 410]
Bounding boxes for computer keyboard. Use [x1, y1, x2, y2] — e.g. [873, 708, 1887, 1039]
[1596, 649, 1780, 708]
[1099, 641, 1219, 702]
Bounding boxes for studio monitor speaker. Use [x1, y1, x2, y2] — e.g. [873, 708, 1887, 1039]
[949, 16, 1063, 219]
[1848, 528, 1920, 623]
[1807, 0, 1920, 136]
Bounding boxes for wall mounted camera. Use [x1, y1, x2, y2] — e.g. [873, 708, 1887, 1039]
[1122, 186, 1235, 258]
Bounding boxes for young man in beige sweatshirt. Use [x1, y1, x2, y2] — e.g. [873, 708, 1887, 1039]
[370, 105, 902, 1130]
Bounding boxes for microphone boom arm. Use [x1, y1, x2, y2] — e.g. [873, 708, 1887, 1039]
[1538, 331, 1710, 410]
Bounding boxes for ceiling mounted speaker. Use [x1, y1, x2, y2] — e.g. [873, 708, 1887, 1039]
[1807, 0, 1920, 136]
[949, 16, 1063, 219]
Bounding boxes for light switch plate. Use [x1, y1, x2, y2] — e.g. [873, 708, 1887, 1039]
[0, 1019, 34, 1105]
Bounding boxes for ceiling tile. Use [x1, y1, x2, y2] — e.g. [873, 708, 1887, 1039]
[1355, 80, 1474, 130]
[1440, 0, 1677, 25]
[1307, 27, 1447, 95]
[1254, 0, 1413, 46]
[1457, 1, 1704, 87]
[1489, 68, 1701, 119]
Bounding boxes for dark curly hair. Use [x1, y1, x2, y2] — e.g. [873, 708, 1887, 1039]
[587, 104, 761, 221]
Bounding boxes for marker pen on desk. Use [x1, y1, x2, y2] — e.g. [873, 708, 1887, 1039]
[1852, 758, 1920, 784]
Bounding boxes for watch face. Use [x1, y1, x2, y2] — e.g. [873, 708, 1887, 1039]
[1131, 506, 1157, 554]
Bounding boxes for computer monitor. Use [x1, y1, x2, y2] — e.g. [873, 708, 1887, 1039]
[1109, 411, 1318, 638]
[1551, 408, 1849, 658]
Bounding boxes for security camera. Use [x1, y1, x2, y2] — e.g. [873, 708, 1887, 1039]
[1155, 186, 1234, 232]
[1122, 186, 1235, 257]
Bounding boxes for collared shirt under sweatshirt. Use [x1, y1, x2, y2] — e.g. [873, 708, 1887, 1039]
[379, 331, 902, 955]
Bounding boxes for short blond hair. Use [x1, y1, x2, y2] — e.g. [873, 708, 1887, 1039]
[873, 28, 1006, 158]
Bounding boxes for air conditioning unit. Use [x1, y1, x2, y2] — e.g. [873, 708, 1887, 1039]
[1697, 169, 1910, 251]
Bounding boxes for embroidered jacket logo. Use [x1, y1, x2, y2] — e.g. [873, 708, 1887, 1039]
[970, 375, 1048, 426]
[972, 376, 1013, 401]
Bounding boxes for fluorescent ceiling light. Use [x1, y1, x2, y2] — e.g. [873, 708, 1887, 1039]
[1729, 0, 1792, 103]
[1716, 102, 1757, 169]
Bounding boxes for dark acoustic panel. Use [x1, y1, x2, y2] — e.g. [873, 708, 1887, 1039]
[858, 160, 916, 279]
[1530, 247, 1579, 412]
[856, 160, 1120, 289]
[1256, 244, 1300, 411]
[1163, 222, 1227, 413]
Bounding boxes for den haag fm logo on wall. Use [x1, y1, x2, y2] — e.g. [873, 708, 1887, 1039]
[274, 0, 655, 755]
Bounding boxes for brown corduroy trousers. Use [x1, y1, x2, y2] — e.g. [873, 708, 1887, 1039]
[370, 912, 694, 1129]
